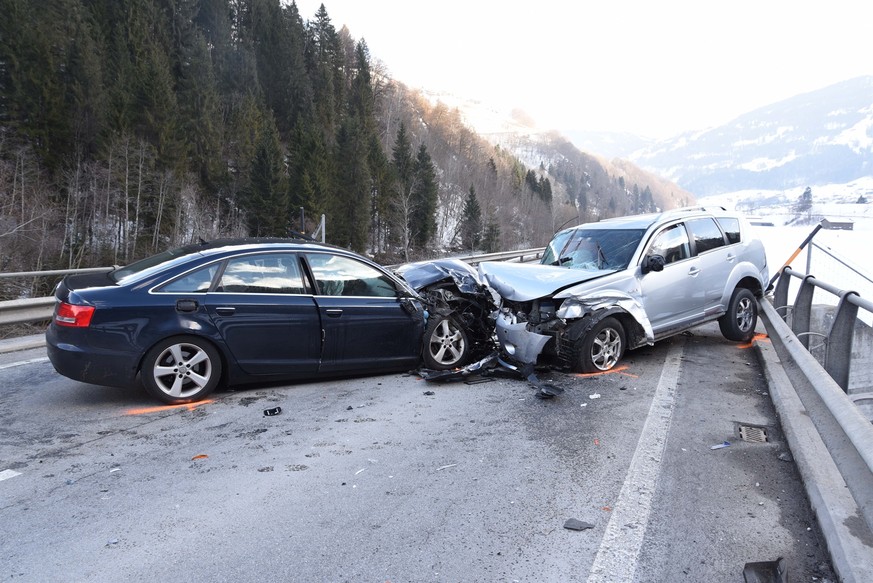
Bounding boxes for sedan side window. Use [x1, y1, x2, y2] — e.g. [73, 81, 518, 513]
[686, 218, 727, 254]
[304, 253, 398, 297]
[217, 253, 306, 294]
[159, 264, 219, 293]
[649, 224, 690, 265]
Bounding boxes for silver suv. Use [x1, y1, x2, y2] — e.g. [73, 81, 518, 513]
[477, 207, 769, 372]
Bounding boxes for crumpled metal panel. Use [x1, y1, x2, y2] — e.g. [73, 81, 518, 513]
[478, 261, 610, 302]
[562, 291, 655, 346]
[494, 311, 552, 364]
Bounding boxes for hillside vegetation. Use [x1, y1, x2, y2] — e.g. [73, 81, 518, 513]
[0, 0, 688, 294]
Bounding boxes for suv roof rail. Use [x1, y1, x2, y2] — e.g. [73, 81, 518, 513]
[657, 205, 727, 219]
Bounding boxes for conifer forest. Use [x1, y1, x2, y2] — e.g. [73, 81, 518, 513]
[0, 0, 677, 302]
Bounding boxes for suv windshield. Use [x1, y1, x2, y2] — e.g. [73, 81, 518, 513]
[541, 228, 646, 271]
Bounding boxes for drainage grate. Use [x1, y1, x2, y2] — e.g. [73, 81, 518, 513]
[739, 425, 769, 443]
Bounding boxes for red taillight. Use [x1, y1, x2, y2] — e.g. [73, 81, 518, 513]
[55, 302, 95, 327]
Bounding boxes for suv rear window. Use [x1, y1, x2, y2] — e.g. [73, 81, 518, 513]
[716, 217, 741, 244]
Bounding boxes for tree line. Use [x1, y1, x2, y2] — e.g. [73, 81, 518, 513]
[1, 0, 544, 288]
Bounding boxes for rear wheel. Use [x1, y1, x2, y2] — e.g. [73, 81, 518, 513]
[423, 315, 470, 370]
[141, 336, 222, 404]
[573, 317, 625, 373]
[718, 287, 758, 342]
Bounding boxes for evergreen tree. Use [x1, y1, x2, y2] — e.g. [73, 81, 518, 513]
[411, 144, 438, 247]
[331, 117, 369, 251]
[458, 185, 482, 251]
[245, 115, 288, 236]
[482, 220, 501, 253]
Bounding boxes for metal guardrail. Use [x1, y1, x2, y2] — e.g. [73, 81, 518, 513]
[763, 265, 873, 580]
[0, 251, 546, 327]
[0, 267, 114, 326]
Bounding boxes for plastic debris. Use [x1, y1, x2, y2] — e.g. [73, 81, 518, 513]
[191, 454, 208, 460]
[263, 407, 282, 416]
[423, 391, 435, 396]
[564, 518, 595, 531]
[589, 393, 601, 399]
[710, 441, 732, 450]
[436, 464, 457, 471]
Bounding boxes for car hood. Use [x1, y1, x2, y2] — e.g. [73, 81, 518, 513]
[477, 261, 614, 302]
[395, 258, 483, 293]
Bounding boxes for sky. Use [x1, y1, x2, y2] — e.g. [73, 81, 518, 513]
[292, 0, 873, 139]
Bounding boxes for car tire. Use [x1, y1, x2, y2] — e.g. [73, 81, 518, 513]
[141, 336, 222, 404]
[718, 287, 758, 342]
[422, 315, 470, 370]
[573, 316, 626, 373]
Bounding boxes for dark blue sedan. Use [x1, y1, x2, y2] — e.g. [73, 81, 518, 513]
[47, 239, 426, 404]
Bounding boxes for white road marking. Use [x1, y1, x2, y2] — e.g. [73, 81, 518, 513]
[587, 339, 685, 583]
[0, 469, 22, 482]
[0, 357, 49, 370]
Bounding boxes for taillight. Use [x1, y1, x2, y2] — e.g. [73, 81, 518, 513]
[55, 302, 95, 327]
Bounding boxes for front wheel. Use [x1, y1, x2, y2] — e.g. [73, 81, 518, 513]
[573, 317, 626, 373]
[422, 315, 470, 370]
[141, 336, 222, 404]
[718, 287, 758, 342]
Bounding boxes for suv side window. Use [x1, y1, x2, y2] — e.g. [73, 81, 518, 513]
[686, 218, 726, 254]
[649, 224, 690, 265]
[716, 217, 741, 244]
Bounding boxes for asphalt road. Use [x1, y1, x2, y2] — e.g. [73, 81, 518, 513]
[0, 323, 835, 582]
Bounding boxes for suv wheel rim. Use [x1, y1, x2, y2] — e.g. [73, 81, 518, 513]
[736, 296, 754, 331]
[592, 328, 621, 370]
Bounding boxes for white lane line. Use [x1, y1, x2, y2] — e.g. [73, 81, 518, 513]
[0, 469, 22, 482]
[0, 357, 49, 370]
[587, 338, 684, 583]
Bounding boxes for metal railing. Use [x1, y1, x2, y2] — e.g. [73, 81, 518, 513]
[0, 267, 115, 326]
[762, 264, 873, 572]
[0, 250, 546, 328]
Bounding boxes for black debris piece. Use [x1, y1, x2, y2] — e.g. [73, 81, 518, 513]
[263, 407, 282, 416]
[563, 518, 595, 531]
[423, 391, 435, 396]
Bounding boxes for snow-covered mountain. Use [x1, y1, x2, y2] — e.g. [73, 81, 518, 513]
[631, 76, 873, 197]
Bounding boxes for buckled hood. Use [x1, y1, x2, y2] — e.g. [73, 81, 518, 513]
[477, 261, 612, 302]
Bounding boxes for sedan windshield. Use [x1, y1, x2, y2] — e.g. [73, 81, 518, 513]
[541, 228, 646, 271]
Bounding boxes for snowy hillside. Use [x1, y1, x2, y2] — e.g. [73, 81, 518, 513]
[632, 76, 873, 197]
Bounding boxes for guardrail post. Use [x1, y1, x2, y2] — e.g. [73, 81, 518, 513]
[825, 291, 860, 393]
[772, 267, 792, 319]
[793, 274, 816, 348]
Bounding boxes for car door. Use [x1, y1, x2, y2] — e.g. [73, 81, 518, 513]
[203, 252, 321, 376]
[685, 217, 733, 316]
[638, 222, 701, 335]
[302, 252, 424, 374]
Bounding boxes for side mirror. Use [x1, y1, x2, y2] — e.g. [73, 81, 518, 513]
[641, 254, 666, 274]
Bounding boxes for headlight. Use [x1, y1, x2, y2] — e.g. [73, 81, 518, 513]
[556, 300, 586, 319]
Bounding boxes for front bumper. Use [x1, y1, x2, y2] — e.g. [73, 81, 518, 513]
[494, 311, 551, 365]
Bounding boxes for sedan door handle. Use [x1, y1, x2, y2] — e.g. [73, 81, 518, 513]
[325, 308, 343, 318]
[215, 307, 236, 316]
[688, 267, 700, 277]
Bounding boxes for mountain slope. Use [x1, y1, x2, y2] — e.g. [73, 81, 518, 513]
[631, 76, 873, 196]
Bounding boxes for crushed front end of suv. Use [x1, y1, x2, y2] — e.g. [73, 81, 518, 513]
[478, 208, 769, 374]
